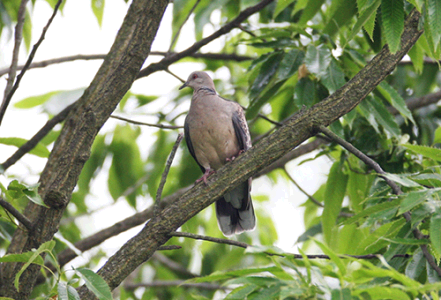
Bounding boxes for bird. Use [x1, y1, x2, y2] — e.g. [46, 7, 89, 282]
[180, 71, 256, 236]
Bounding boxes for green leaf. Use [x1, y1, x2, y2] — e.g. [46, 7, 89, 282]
[188, 267, 281, 283]
[402, 144, 441, 161]
[381, 0, 404, 53]
[378, 81, 415, 124]
[405, 249, 426, 280]
[14, 91, 61, 109]
[331, 288, 351, 300]
[430, 207, 441, 258]
[314, 239, 347, 276]
[434, 126, 441, 144]
[347, 0, 381, 44]
[321, 59, 346, 94]
[304, 45, 332, 78]
[15, 240, 55, 291]
[274, 0, 296, 18]
[322, 162, 348, 247]
[341, 198, 402, 225]
[408, 39, 424, 73]
[381, 237, 429, 245]
[298, 0, 325, 25]
[354, 286, 411, 300]
[7, 180, 48, 207]
[398, 189, 432, 214]
[91, 0, 105, 26]
[249, 52, 283, 100]
[0, 252, 44, 265]
[382, 173, 420, 187]
[359, 96, 400, 138]
[75, 268, 112, 300]
[0, 137, 50, 158]
[58, 282, 81, 300]
[427, 0, 441, 49]
[225, 284, 258, 299]
[276, 49, 305, 82]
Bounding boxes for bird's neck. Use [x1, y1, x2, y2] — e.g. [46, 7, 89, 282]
[195, 87, 216, 95]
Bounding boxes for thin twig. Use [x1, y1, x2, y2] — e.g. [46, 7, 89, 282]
[110, 115, 183, 129]
[152, 252, 198, 278]
[2, 0, 29, 101]
[155, 133, 184, 211]
[0, 52, 252, 77]
[283, 168, 323, 207]
[170, 231, 410, 260]
[1, 102, 76, 171]
[157, 245, 182, 251]
[0, 196, 33, 230]
[124, 280, 226, 291]
[318, 125, 441, 277]
[0, 0, 63, 126]
[168, 0, 201, 52]
[165, 69, 185, 83]
[0, 54, 107, 77]
[256, 113, 283, 126]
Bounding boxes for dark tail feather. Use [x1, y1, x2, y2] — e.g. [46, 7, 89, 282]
[215, 183, 255, 236]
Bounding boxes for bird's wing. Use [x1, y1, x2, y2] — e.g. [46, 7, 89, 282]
[184, 116, 205, 173]
[231, 103, 252, 151]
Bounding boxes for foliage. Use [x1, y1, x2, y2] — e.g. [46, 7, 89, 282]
[0, 0, 441, 299]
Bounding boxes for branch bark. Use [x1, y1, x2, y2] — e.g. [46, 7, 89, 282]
[76, 9, 423, 298]
[0, 0, 169, 297]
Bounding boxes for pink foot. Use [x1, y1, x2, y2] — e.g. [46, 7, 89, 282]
[226, 150, 245, 162]
[196, 168, 216, 184]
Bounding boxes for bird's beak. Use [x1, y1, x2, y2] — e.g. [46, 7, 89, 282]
[179, 82, 188, 90]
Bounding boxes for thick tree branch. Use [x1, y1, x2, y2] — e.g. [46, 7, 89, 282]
[0, 197, 33, 230]
[0, 0, 170, 297]
[2, 0, 29, 102]
[0, 0, 62, 127]
[318, 125, 441, 277]
[75, 9, 423, 298]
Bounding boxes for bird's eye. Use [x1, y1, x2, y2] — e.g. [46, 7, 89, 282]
[193, 74, 198, 79]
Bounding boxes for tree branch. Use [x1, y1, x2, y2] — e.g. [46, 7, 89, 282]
[0, 0, 170, 297]
[2, 0, 29, 102]
[75, 10, 423, 297]
[0, 197, 33, 230]
[318, 125, 441, 277]
[110, 115, 183, 129]
[0, 52, 252, 77]
[0, 0, 62, 127]
[137, 0, 274, 79]
[155, 133, 183, 211]
[168, 0, 201, 52]
[170, 231, 410, 260]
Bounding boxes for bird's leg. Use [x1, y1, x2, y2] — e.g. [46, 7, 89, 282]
[226, 150, 245, 162]
[196, 168, 216, 184]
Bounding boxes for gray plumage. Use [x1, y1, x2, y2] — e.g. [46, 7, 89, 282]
[180, 71, 255, 236]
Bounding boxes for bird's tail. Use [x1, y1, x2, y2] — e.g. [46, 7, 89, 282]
[215, 181, 255, 236]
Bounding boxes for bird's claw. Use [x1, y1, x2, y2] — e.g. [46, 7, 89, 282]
[226, 150, 245, 162]
[196, 169, 216, 184]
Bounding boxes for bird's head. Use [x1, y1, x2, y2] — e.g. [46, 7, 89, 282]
[179, 71, 215, 91]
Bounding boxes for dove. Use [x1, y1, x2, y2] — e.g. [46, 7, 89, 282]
[180, 71, 256, 236]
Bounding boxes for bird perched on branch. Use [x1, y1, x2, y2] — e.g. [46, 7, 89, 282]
[180, 71, 255, 236]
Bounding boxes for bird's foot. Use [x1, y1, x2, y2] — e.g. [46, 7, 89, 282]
[226, 150, 245, 162]
[196, 169, 216, 185]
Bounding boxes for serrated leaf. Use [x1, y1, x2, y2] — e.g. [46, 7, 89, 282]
[321, 59, 346, 94]
[354, 286, 411, 300]
[427, 0, 441, 49]
[430, 207, 441, 258]
[405, 249, 426, 279]
[434, 127, 441, 144]
[14, 91, 61, 109]
[361, 96, 400, 138]
[402, 144, 441, 161]
[408, 39, 424, 73]
[382, 173, 421, 187]
[15, 240, 55, 291]
[347, 0, 381, 44]
[274, 0, 296, 18]
[314, 239, 347, 276]
[304, 45, 332, 78]
[0, 137, 50, 158]
[340, 198, 402, 225]
[322, 162, 348, 247]
[249, 52, 283, 99]
[381, 0, 404, 53]
[188, 267, 280, 283]
[276, 49, 305, 82]
[378, 81, 415, 124]
[225, 284, 258, 299]
[398, 189, 432, 214]
[58, 282, 81, 300]
[75, 268, 112, 300]
[298, 0, 325, 25]
[91, 0, 105, 26]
